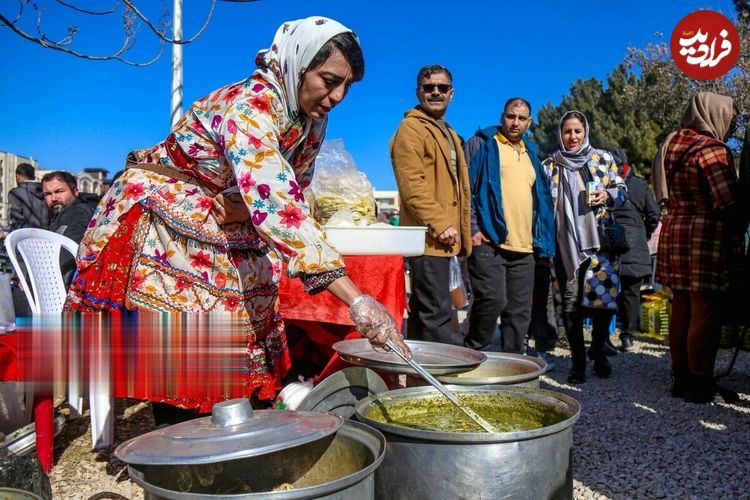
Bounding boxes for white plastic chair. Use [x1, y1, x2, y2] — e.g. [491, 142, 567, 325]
[4, 228, 78, 315]
[4, 228, 113, 449]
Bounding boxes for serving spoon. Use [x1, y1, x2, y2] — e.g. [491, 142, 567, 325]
[385, 339, 497, 433]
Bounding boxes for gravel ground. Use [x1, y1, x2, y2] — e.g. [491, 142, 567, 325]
[45, 332, 750, 500]
[50, 400, 150, 499]
[544, 334, 750, 500]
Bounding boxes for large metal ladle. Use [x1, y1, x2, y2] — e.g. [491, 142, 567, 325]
[385, 339, 497, 433]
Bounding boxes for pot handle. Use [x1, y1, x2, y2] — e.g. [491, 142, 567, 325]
[211, 398, 253, 427]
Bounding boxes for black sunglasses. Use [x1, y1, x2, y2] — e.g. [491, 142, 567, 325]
[420, 83, 452, 94]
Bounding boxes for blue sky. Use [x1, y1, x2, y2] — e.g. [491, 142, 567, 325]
[0, 0, 739, 190]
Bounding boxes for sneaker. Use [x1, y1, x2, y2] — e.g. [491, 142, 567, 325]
[537, 351, 557, 372]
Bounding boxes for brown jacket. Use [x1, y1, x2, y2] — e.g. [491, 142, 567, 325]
[390, 107, 472, 257]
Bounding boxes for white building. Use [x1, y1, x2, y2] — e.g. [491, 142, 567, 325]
[0, 150, 109, 228]
[77, 168, 109, 196]
[374, 189, 399, 213]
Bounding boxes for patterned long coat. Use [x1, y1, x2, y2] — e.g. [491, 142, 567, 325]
[656, 129, 745, 292]
[545, 150, 627, 310]
[72, 74, 344, 314]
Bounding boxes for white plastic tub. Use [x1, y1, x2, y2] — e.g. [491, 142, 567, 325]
[323, 226, 427, 256]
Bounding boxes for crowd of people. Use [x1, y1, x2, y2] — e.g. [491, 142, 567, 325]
[3, 16, 748, 412]
[391, 62, 748, 403]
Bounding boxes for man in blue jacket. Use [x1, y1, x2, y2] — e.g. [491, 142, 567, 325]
[463, 97, 555, 357]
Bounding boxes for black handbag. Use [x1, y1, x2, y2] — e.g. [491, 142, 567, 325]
[598, 213, 630, 255]
[579, 164, 630, 255]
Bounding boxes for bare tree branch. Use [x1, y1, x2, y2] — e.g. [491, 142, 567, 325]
[122, 0, 218, 44]
[0, 0, 238, 66]
[33, 3, 77, 47]
[0, 10, 165, 66]
[55, 0, 121, 16]
[8, 0, 26, 24]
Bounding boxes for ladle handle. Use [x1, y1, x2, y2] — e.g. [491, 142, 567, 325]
[385, 339, 496, 433]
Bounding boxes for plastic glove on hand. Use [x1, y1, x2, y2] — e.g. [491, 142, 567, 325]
[349, 294, 411, 358]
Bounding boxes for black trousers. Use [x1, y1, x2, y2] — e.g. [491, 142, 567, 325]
[528, 262, 557, 352]
[618, 275, 644, 337]
[556, 257, 615, 372]
[406, 255, 459, 345]
[465, 245, 535, 353]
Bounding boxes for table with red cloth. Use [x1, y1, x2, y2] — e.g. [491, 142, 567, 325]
[278, 255, 406, 382]
[1, 316, 283, 473]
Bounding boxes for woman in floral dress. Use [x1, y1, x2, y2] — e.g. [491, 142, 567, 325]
[544, 111, 626, 384]
[66, 16, 410, 406]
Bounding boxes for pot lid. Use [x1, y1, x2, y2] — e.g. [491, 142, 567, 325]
[332, 339, 486, 375]
[115, 398, 342, 466]
[296, 367, 388, 418]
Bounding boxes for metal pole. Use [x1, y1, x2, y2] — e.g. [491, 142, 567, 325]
[170, 0, 183, 130]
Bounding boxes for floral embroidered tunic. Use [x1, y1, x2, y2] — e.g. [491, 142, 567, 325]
[74, 74, 344, 318]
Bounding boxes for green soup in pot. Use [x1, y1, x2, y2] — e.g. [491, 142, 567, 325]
[363, 392, 569, 433]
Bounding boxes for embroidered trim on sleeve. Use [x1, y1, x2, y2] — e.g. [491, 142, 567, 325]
[299, 267, 346, 295]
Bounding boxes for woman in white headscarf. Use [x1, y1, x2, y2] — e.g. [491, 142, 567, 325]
[656, 92, 745, 404]
[544, 111, 626, 384]
[66, 17, 410, 409]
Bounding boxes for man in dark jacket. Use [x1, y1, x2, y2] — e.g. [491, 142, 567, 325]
[462, 97, 556, 357]
[610, 149, 660, 351]
[8, 163, 49, 231]
[41, 171, 95, 287]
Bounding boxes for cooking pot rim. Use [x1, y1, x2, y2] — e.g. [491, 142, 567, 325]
[436, 352, 546, 385]
[126, 419, 386, 499]
[354, 385, 581, 443]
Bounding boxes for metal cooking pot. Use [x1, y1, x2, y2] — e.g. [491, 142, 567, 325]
[116, 398, 386, 499]
[0, 487, 44, 500]
[435, 352, 547, 388]
[355, 385, 580, 500]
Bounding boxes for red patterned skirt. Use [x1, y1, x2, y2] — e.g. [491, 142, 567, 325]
[66, 205, 291, 407]
[67, 205, 144, 312]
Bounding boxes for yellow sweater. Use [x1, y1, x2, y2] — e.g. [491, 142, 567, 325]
[496, 133, 535, 253]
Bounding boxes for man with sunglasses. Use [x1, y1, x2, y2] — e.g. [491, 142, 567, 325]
[461, 98, 556, 362]
[390, 64, 472, 345]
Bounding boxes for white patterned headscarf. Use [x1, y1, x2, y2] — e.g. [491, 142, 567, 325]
[255, 17, 355, 120]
